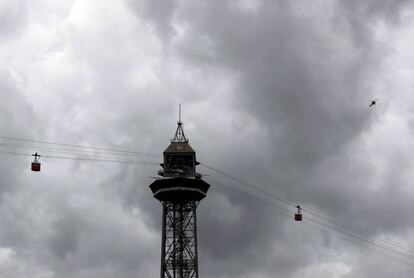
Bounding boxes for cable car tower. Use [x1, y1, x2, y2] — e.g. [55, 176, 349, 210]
[149, 107, 210, 278]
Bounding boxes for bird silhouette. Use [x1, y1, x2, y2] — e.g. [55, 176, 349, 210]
[368, 98, 379, 107]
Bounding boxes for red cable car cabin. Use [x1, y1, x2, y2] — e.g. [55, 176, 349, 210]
[294, 205, 302, 221]
[31, 153, 41, 172]
[31, 162, 41, 171]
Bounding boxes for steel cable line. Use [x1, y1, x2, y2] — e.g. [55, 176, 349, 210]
[2, 145, 414, 267]
[0, 150, 33, 157]
[0, 149, 159, 166]
[205, 177, 293, 218]
[214, 179, 414, 267]
[207, 176, 413, 257]
[301, 204, 414, 256]
[202, 163, 414, 257]
[0, 145, 161, 164]
[0, 136, 162, 164]
[201, 163, 297, 206]
[301, 218, 414, 268]
[0, 146, 160, 165]
[0, 142, 160, 158]
[0, 136, 160, 157]
[303, 213, 414, 261]
[209, 178, 414, 267]
[210, 179, 414, 267]
[207, 178, 414, 268]
[42, 154, 160, 165]
[3, 137, 414, 259]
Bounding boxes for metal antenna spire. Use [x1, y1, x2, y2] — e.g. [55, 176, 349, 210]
[179, 103, 182, 124]
[172, 104, 188, 143]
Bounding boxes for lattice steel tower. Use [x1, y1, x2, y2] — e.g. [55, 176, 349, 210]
[150, 110, 210, 278]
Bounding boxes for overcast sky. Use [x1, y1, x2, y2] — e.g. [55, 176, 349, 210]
[1, 0, 414, 277]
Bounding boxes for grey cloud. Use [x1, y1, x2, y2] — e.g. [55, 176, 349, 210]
[0, 0, 413, 277]
[128, 0, 179, 41]
[128, 0, 414, 276]
[0, 1, 27, 40]
[0, 68, 36, 195]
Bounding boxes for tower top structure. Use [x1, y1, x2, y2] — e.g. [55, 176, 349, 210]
[171, 104, 188, 143]
[149, 108, 210, 278]
[151, 106, 207, 202]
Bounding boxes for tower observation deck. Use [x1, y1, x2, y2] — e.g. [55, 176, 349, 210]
[149, 114, 210, 278]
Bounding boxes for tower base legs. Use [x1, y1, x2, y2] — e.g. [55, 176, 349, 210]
[160, 201, 199, 278]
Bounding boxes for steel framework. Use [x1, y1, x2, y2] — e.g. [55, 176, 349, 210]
[151, 110, 209, 278]
[161, 201, 199, 278]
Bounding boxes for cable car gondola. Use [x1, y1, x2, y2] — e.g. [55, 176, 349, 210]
[295, 205, 302, 221]
[31, 152, 41, 172]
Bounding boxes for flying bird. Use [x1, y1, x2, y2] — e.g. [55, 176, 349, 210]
[368, 98, 379, 107]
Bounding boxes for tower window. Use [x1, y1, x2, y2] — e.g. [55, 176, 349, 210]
[165, 154, 194, 173]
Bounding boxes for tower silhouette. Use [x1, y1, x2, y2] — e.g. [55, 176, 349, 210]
[150, 111, 210, 278]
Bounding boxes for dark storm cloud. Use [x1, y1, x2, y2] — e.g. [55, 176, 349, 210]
[129, 0, 179, 40]
[0, 69, 33, 135]
[340, 0, 413, 21]
[336, 0, 414, 49]
[130, 0, 414, 277]
[1, 0, 413, 277]
[136, 0, 378, 171]
[45, 195, 158, 278]
[0, 2, 163, 276]
[0, 68, 36, 194]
